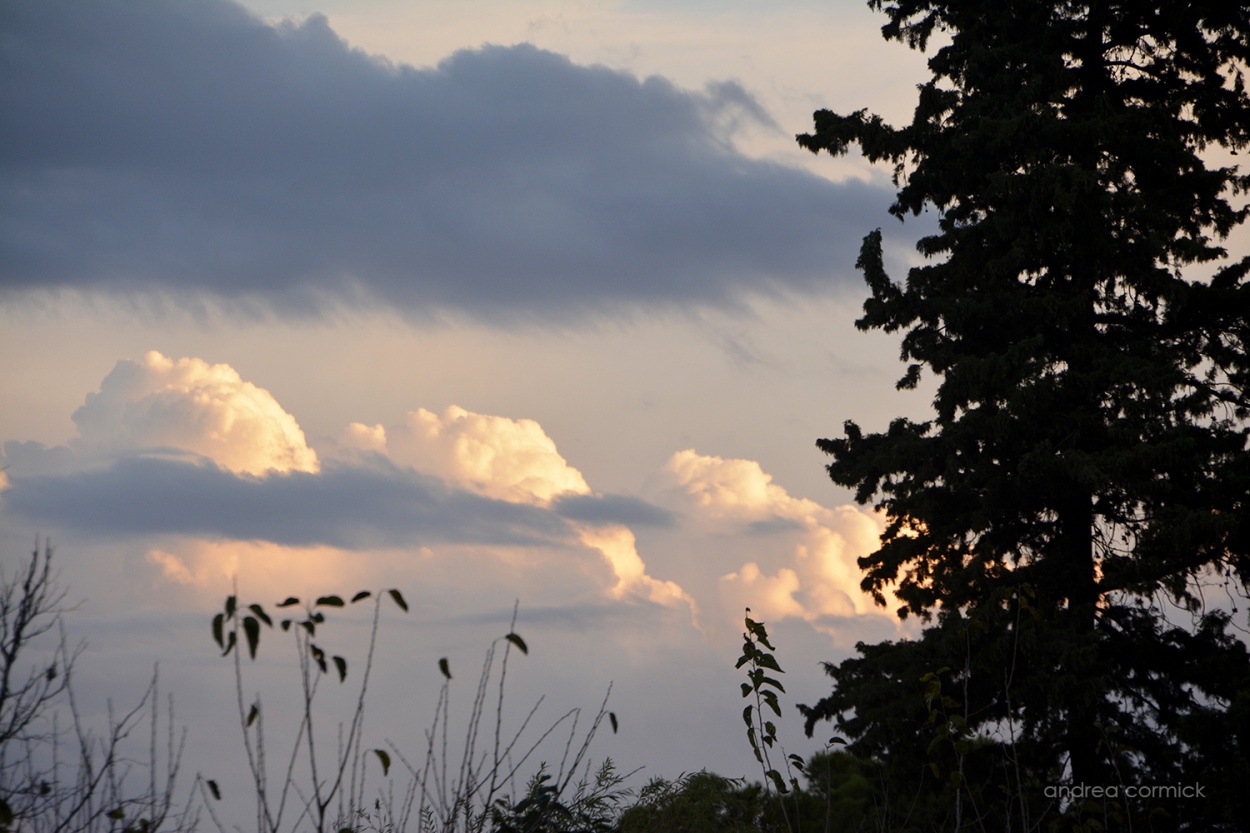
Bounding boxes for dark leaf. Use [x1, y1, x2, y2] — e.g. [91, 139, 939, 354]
[388, 588, 409, 612]
[760, 675, 786, 693]
[755, 654, 784, 673]
[243, 616, 260, 660]
[310, 643, 327, 673]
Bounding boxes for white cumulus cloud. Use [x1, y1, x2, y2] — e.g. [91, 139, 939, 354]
[663, 449, 895, 634]
[72, 351, 319, 476]
[579, 524, 696, 614]
[345, 406, 693, 613]
[351, 406, 589, 505]
[665, 448, 831, 523]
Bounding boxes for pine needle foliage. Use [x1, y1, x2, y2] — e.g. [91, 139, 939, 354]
[798, 2, 1250, 829]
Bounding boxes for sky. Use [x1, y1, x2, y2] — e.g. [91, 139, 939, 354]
[0, 0, 953, 822]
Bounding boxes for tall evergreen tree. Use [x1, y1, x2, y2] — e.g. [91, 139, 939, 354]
[797, 2, 1250, 829]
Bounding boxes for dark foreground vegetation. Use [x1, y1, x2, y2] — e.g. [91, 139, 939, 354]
[0, 544, 919, 833]
[4, 538, 1248, 833]
[4, 0, 1249, 830]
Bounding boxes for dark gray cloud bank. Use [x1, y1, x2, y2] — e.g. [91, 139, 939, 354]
[0, 442, 674, 548]
[551, 492, 675, 528]
[0, 0, 891, 317]
[0, 451, 563, 548]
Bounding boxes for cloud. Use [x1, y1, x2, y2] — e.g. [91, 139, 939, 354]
[2, 355, 691, 611]
[142, 540, 484, 620]
[0, 356, 570, 549]
[665, 448, 823, 522]
[721, 562, 805, 620]
[146, 547, 197, 585]
[662, 449, 897, 637]
[3, 350, 908, 635]
[365, 406, 590, 505]
[3, 455, 570, 549]
[578, 524, 694, 611]
[343, 406, 693, 611]
[70, 351, 319, 476]
[551, 492, 674, 528]
[0, 0, 891, 319]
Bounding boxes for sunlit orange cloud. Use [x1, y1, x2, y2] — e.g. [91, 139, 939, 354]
[578, 524, 698, 617]
[75, 351, 319, 476]
[141, 536, 635, 630]
[69, 359, 687, 617]
[665, 448, 831, 523]
[345, 406, 588, 505]
[143, 539, 432, 606]
[664, 449, 902, 639]
[341, 406, 695, 616]
[717, 563, 805, 620]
